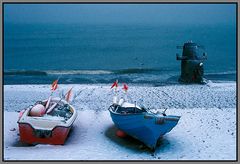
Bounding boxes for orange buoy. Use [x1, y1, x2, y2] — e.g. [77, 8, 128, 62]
[116, 130, 127, 138]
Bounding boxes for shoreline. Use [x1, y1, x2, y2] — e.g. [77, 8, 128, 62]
[4, 82, 236, 112]
[4, 71, 236, 85]
[3, 79, 237, 85]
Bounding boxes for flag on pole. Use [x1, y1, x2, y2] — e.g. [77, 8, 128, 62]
[65, 87, 73, 102]
[51, 79, 58, 91]
[123, 83, 128, 92]
[111, 80, 118, 89]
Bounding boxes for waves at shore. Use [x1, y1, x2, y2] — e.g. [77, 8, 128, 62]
[4, 69, 236, 85]
[4, 68, 164, 76]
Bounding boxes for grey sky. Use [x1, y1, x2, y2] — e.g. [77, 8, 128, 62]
[4, 4, 236, 25]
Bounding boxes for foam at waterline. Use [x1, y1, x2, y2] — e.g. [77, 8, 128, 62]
[47, 70, 113, 75]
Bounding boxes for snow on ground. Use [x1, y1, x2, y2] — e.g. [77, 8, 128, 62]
[3, 82, 236, 160]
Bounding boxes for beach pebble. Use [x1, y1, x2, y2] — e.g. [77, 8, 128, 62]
[10, 128, 16, 131]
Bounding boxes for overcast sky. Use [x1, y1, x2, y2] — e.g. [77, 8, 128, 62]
[4, 4, 236, 25]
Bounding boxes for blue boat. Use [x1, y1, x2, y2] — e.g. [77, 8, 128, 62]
[108, 98, 180, 150]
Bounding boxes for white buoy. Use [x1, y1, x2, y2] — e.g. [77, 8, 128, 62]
[113, 96, 118, 105]
[118, 98, 124, 106]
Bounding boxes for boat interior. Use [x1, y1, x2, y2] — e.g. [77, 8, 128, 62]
[110, 104, 147, 114]
[28, 100, 74, 120]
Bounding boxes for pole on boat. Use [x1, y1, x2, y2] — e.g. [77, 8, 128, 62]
[57, 87, 83, 104]
[151, 90, 169, 115]
[111, 80, 118, 105]
[111, 79, 118, 94]
[51, 79, 58, 94]
[152, 90, 186, 115]
[162, 108, 167, 116]
[65, 87, 73, 102]
[46, 79, 59, 109]
[71, 88, 86, 104]
[46, 87, 73, 114]
[56, 87, 74, 104]
[161, 90, 186, 108]
[122, 83, 128, 101]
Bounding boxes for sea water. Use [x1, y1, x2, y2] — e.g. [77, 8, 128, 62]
[4, 23, 236, 85]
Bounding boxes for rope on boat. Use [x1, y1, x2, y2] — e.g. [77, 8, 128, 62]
[71, 88, 87, 104]
[152, 90, 187, 109]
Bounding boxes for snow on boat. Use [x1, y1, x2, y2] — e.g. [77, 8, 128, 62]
[108, 100, 180, 150]
[108, 81, 180, 150]
[18, 97, 77, 145]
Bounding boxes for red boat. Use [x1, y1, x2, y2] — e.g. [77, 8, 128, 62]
[17, 97, 77, 145]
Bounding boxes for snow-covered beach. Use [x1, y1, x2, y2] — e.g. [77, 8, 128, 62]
[3, 82, 236, 160]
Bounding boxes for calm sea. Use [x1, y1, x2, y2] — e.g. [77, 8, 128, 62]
[4, 23, 236, 85]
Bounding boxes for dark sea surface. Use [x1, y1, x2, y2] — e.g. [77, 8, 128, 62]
[4, 23, 236, 85]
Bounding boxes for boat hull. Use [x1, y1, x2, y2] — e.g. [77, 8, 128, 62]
[109, 111, 180, 149]
[18, 123, 71, 145]
[18, 98, 77, 145]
